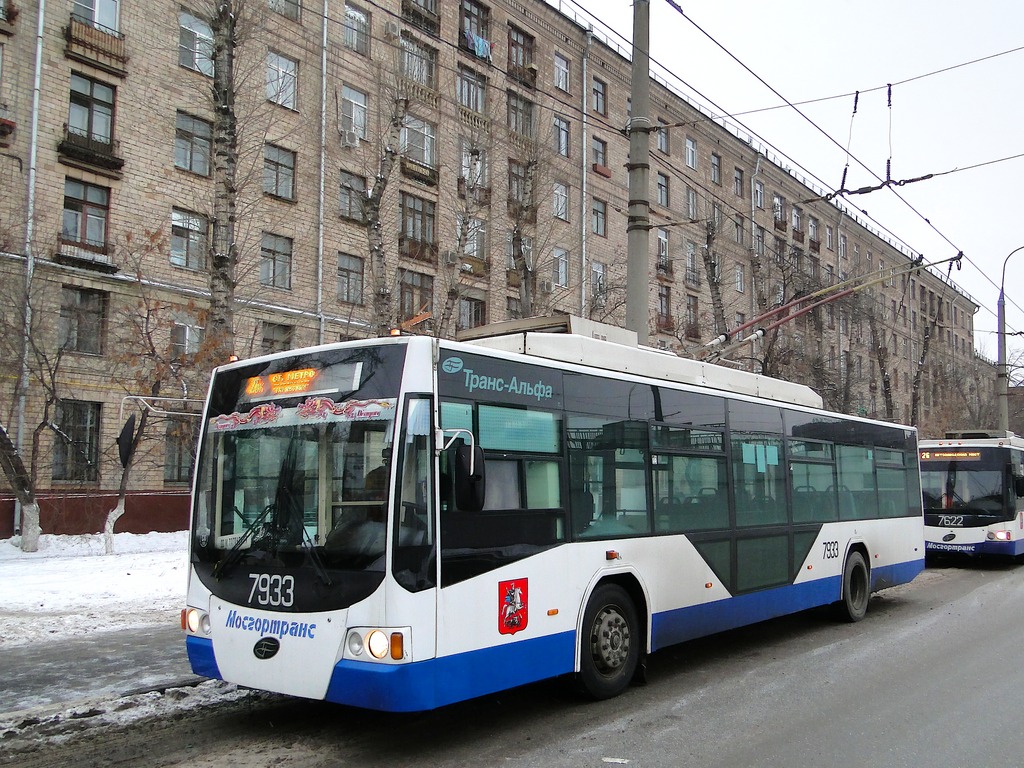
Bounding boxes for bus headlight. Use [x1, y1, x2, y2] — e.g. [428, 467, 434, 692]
[994, 530, 1012, 541]
[182, 607, 211, 635]
[344, 628, 410, 662]
[366, 630, 389, 659]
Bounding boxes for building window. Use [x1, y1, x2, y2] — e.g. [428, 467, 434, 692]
[508, 160, 531, 206]
[399, 38, 435, 90]
[686, 294, 698, 327]
[657, 228, 669, 270]
[554, 53, 570, 92]
[343, 4, 369, 55]
[52, 399, 101, 482]
[337, 252, 364, 304]
[710, 153, 721, 184]
[457, 66, 487, 112]
[591, 136, 607, 167]
[339, 171, 366, 221]
[657, 119, 669, 154]
[553, 181, 569, 221]
[261, 321, 293, 354]
[266, 51, 297, 109]
[754, 180, 764, 209]
[163, 418, 197, 484]
[507, 91, 535, 137]
[658, 285, 671, 327]
[62, 178, 109, 250]
[460, 141, 488, 188]
[174, 112, 211, 176]
[400, 193, 436, 253]
[592, 77, 606, 115]
[506, 230, 532, 269]
[460, 0, 491, 58]
[592, 261, 607, 305]
[457, 214, 486, 259]
[73, 0, 119, 31]
[553, 115, 570, 157]
[733, 215, 744, 244]
[507, 25, 534, 81]
[59, 286, 107, 354]
[754, 225, 765, 256]
[685, 137, 697, 169]
[270, 0, 300, 22]
[553, 246, 568, 286]
[686, 186, 697, 220]
[170, 208, 208, 270]
[178, 12, 213, 76]
[68, 73, 114, 146]
[791, 205, 802, 232]
[592, 198, 606, 236]
[656, 172, 669, 207]
[260, 232, 293, 289]
[170, 321, 203, 358]
[838, 233, 847, 258]
[399, 270, 433, 320]
[772, 193, 785, 222]
[808, 216, 819, 242]
[735, 263, 745, 293]
[826, 225, 834, 250]
[401, 115, 436, 167]
[733, 168, 744, 197]
[263, 144, 296, 200]
[458, 296, 486, 330]
[340, 85, 367, 139]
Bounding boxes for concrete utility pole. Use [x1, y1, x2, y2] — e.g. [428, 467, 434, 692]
[998, 246, 1024, 432]
[625, 0, 651, 344]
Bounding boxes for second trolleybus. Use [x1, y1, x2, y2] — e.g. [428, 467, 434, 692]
[182, 316, 924, 711]
[920, 430, 1024, 557]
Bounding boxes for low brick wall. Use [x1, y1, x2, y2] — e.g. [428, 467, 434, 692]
[0, 491, 190, 538]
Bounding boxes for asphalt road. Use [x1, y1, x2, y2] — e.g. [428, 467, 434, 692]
[0, 625, 200, 715]
[5, 559, 1024, 767]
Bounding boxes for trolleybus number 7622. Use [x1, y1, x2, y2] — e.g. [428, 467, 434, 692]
[937, 515, 964, 527]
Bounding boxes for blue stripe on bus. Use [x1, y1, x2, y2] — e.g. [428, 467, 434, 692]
[652, 557, 923, 648]
[323, 557, 923, 712]
[325, 630, 577, 712]
[186, 635, 222, 680]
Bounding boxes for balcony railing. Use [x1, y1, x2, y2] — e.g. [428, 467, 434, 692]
[399, 236, 438, 263]
[55, 235, 118, 273]
[58, 126, 124, 175]
[400, 157, 439, 186]
[65, 14, 128, 77]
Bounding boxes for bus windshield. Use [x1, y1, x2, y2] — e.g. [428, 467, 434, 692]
[920, 447, 1010, 522]
[190, 345, 408, 608]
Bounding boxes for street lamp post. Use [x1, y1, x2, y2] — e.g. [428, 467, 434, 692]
[998, 246, 1024, 433]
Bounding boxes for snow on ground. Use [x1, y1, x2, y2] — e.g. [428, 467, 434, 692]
[0, 531, 257, 747]
[0, 531, 189, 647]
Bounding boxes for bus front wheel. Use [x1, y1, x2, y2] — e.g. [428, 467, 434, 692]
[835, 551, 869, 622]
[577, 584, 640, 700]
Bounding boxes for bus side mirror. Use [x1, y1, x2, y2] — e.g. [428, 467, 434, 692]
[454, 444, 486, 511]
[1015, 475, 1024, 498]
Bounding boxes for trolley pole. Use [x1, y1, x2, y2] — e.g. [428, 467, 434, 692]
[625, 0, 651, 344]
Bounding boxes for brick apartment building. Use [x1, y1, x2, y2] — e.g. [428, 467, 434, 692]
[0, 0, 991, 535]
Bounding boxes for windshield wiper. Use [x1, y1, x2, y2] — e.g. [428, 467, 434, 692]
[213, 503, 275, 579]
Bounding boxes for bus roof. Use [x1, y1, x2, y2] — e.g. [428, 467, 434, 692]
[920, 432, 1024, 450]
[458, 315, 823, 409]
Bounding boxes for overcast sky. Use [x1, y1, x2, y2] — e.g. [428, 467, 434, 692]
[557, 0, 1024, 360]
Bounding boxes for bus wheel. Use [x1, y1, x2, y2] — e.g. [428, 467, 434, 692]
[577, 584, 640, 700]
[835, 551, 869, 622]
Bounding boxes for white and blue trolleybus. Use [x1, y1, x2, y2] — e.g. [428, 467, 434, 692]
[183, 317, 924, 711]
[919, 431, 1024, 557]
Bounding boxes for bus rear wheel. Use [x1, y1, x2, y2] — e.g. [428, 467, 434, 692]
[835, 550, 870, 622]
[577, 584, 640, 700]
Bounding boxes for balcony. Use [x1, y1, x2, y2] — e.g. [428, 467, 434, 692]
[792, 227, 805, 243]
[657, 314, 674, 332]
[507, 198, 537, 224]
[402, 0, 440, 36]
[65, 14, 128, 77]
[458, 106, 491, 133]
[399, 79, 439, 109]
[54, 235, 118, 274]
[773, 217, 787, 233]
[685, 268, 701, 287]
[509, 63, 538, 90]
[684, 322, 701, 340]
[58, 127, 124, 177]
[399, 236, 438, 263]
[457, 176, 491, 205]
[0, 104, 13, 147]
[0, 1, 16, 37]
[657, 258, 673, 277]
[592, 163, 612, 179]
[400, 157, 438, 186]
[809, 238, 821, 254]
[459, 255, 490, 277]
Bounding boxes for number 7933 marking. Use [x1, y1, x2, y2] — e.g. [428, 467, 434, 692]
[248, 573, 295, 607]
